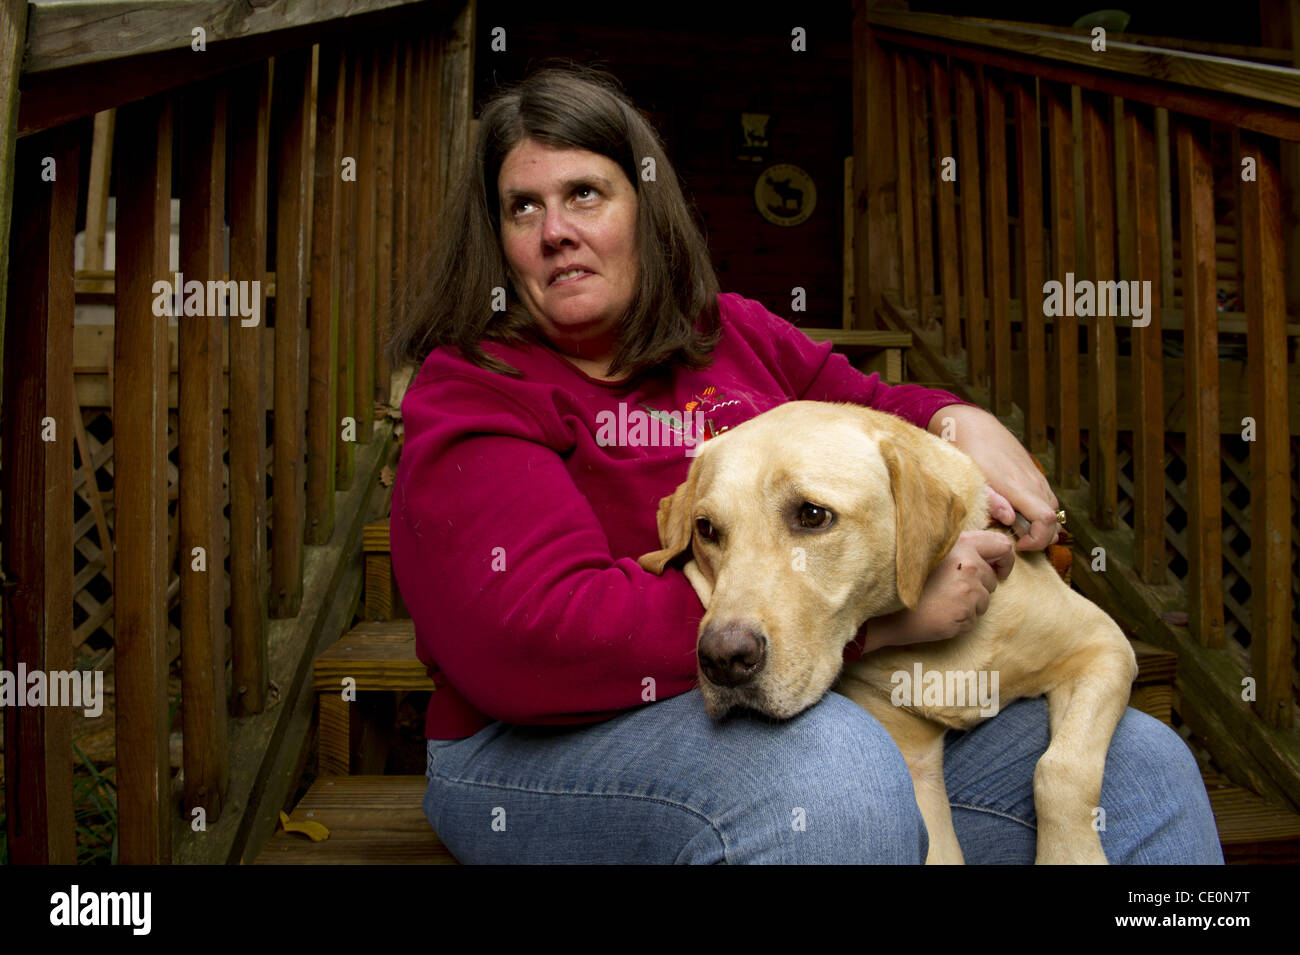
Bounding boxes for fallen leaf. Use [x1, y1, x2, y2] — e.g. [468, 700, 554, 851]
[279, 811, 330, 842]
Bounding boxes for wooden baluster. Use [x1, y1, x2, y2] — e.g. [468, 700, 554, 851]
[405, 34, 425, 283]
[354, 44, 378, 441]
[984, 70, 1010, 413]
[855, 15, 898, 325]
[375, 41, 397, 403]
[229, 61, 270, 714]
[439, 0, 475, 207]
[307, 42, 345, 545]
[907, 56, 934, 327]
[1081, 91, 1118, 529]
[178, 79, 229, 817]
[426, 29, 444, 235]
[269, 47, 312, 618]
[892, 52, 917, 311]
[385, 38, 411, 405]
[1238, 133, 1291, 726]
[1175, 117, 1224, 648]
[954, 63, 985, 389]
[337, 47, 360, 491]
[929, 59, 961, 359]
[1014, 77, 1046, 451]
[1047, 85, 1079, 488]
[113, 93, 173, 863]
[2, 126, 78, 864]
[1126, 103, 1166, 586]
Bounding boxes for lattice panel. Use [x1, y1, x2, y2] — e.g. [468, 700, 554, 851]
[69, 406, 278, 666]
[1083, 429, 1300, 703]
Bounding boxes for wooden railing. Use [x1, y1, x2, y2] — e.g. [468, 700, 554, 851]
[1, 0, 475, 863]
[852, 5, 1300, 807]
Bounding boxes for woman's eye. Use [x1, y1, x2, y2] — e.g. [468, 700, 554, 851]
[798, 503, 833, 529]
[695, 518, 716, 542]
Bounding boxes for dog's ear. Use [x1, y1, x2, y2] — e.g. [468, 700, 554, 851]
[636, 469, 698, 575]
[879, 438, 967, 609]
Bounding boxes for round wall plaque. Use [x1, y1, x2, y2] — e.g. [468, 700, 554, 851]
[754, 163, 816, 227]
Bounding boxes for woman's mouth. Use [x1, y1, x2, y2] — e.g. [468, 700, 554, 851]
[550, 268, 593, 286]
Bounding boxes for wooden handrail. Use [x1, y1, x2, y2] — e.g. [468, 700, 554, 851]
[868, 11, 1300, 109]
[869, 11, 1300, 142]
[23, 0, 426, 72]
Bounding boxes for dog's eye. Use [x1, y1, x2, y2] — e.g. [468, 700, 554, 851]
[798, 503, 833, 529]
[695, 518, 717, 542]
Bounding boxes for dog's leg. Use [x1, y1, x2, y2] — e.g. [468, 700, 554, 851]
[1033, 634, 1137, 865]
[905, 727, 964, 866]
[848, 689, 964, 865]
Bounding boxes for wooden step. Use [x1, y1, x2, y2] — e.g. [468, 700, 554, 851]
[1206, 775, 1300, 862]
[254, 776, 459, 864]
[314, 619, 429, 692]
[253, 774, 1296, 864]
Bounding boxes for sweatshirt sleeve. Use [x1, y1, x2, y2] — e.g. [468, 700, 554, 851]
[390, 375, 702, 726]
[724, 293, 974, 431]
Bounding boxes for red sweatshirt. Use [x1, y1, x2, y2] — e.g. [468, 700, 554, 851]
[390, 292, 971, 739]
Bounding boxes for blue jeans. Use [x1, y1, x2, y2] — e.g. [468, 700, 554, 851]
[422, 690, 1224, 864]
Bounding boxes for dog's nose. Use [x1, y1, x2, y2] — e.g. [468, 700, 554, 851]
[698, 623, 766, 688]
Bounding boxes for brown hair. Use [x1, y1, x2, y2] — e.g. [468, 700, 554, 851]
[384, 60, 721, 380]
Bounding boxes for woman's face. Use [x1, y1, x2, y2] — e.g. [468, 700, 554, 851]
[497, 138, 638, 369]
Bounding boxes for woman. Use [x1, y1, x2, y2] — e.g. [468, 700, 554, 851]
[385, 62, 1221, 864]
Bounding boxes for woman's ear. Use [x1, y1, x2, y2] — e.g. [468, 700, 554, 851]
[878, 438, 967, 609]
[636, 469, 698, 575]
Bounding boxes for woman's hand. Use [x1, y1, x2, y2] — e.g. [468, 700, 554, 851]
[928, 403, 1060, 551]
[862, 529, 1015, 651]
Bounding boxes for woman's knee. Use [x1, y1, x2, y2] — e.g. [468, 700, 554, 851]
[1102, 708, 1223, 864]
[714, 691, 926, 863]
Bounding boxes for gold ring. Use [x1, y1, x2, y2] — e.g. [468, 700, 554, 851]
[1056, 509, 1067, 525]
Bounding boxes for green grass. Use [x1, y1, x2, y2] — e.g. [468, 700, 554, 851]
[0, 682, 180, 864]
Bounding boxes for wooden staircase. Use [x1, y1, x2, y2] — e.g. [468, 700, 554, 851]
[255, 518, 1300, 864]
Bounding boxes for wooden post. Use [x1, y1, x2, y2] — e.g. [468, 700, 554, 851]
[1047, 84, 1079, 489]
[2, 125, 78, 865]
[1175, 117, 1224, 648]
[1238, 134, 1291, 728]
[954, 62, 985, 389]
[178, 79, 230, 818]
[270, 47, 313, 619]
[1014, 77, 1046, 451]
[930, 59, 961, 359]
[0, 0, 30, 406]
[984, 71, 1011, 415]
[307, 42, 344, 546]
[229, 60, 271, 715]
[1126, 103, 1166, 586]
[113, 94, 173, 864]
[1081, 91, 1118, 529]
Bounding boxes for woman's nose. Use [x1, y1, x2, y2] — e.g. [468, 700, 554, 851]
[541, 206, 577, 247]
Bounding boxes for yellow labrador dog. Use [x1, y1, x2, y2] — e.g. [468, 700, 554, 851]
[637, 401, 1137, 865]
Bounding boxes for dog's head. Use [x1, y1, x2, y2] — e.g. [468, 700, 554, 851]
[637, 401, 972, 719]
